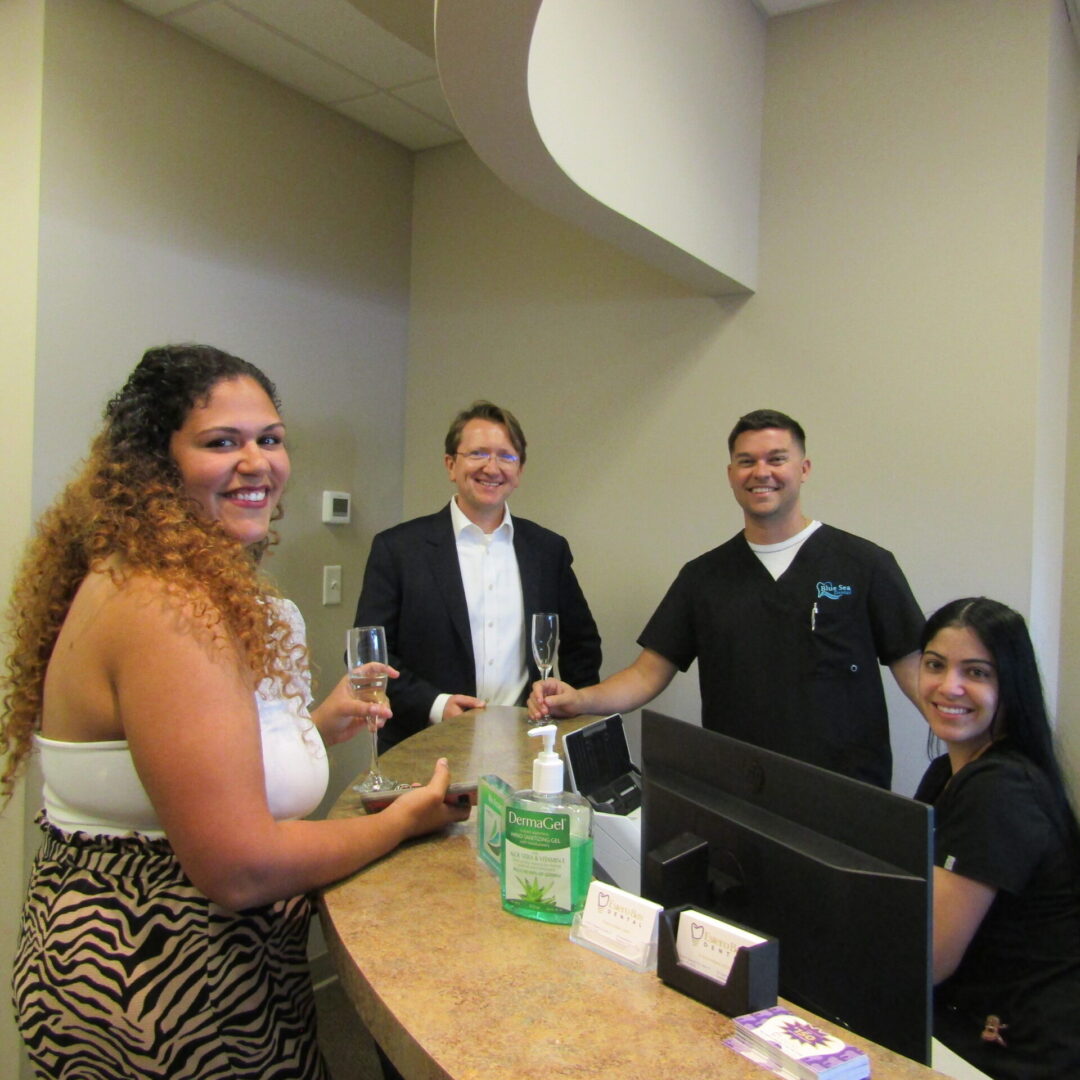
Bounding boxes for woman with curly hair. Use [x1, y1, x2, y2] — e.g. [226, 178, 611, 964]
[915, 597, 1080, 1079]
[3, 344, 469, 1080]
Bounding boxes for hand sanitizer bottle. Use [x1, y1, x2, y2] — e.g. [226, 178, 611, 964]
[501, 725, 594, 924]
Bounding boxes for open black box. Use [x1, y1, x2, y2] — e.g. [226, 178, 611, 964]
[657, 905, 778, 1017]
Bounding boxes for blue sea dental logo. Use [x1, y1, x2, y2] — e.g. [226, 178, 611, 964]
[816, 582, 852, 600]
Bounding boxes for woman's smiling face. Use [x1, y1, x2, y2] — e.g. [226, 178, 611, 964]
[919, 624, 999, 759]
[169, 375, 290, 547]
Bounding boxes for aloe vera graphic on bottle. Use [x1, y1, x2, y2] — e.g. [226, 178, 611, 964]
[476, 774, 513, 876]
[501, 725, 593, 924]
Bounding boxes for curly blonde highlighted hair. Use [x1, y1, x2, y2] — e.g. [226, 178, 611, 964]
[1, 345, 303, 802]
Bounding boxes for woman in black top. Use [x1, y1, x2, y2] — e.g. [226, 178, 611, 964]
[914, 598, 1080, 1079]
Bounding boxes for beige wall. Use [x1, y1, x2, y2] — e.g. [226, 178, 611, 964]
[3, 0, 1078, 1073]
[408, 0, 1078, 798]
[3, 2, 414, 1070]
[1, 2, 45, 1072]
[1062, 173, 1080, 790]
[32, 0, 415, 817]
[1031, 0, 1080, 711]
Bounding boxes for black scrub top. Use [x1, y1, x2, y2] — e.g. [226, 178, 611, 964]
[639, 524, 923, 787]
[915, 745, 1080, 1080]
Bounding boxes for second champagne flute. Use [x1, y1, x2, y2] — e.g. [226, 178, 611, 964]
[347, 625, 406, 794]
[530, 612, 559, 686]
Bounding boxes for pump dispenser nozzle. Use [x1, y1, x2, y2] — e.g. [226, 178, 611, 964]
[528, 724, 563, 794]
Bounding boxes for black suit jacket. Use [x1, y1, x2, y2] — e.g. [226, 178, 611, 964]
[354, 505, 602, 749]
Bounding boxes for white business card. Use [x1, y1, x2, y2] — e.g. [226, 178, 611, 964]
[573, 881, 662, 966]
[675, 909, 766, 985]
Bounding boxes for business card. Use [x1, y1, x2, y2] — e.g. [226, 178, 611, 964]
[675, 908, 766, 985]
[573, 881, 662, 965]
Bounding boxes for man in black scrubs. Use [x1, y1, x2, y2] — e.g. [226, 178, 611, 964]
[529, 409, 923, 788]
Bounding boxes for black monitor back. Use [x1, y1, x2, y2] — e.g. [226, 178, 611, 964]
[641, 710, 932, 1064]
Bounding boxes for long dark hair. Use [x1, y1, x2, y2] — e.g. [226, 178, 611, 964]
[921, 597, 1080, 842]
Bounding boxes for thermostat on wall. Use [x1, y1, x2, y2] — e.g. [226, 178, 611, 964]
[321, 491, 352, 525]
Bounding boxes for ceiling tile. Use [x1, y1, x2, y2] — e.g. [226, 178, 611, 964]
[169, 3, 377, 102]
[756, 0, 837, 13]
[123, 0, 204, 15]
[391, 77, 458, 131]
[228, 0, 436, 87]
[335, 93, 459, 151]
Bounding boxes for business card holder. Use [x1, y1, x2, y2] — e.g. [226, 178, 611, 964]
[569, 881, 662, 972]
[570, 911, 658, 972]
[657, 905, 778, 1016]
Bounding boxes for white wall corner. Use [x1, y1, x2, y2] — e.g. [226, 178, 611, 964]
[1032, 0, 1080, 718]
[435, 0, 764, 295]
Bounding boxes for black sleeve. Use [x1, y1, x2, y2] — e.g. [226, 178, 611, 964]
[934, 756, 1055, 894]
[866, 547, 924, 665]
[637, 564, 698, 672]
[553, 538, 602, 687]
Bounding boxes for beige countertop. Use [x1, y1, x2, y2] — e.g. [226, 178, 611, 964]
[320, 706, 947, 1080]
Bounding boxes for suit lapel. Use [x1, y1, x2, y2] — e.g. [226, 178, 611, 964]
[515, 525, 542, 680]
[515, 525, 541, 616]
[427, 507, 474, 659]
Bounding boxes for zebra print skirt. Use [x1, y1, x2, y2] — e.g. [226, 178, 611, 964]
[13, 819, 330, 1080]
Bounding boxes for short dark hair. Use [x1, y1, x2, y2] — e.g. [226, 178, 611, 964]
[444, 401, 527, 464]
[727, 409, 806, 456]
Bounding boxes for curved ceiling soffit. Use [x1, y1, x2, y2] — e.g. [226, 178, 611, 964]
[434, 0, 757, 297]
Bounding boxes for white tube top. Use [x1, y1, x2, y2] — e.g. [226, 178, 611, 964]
[37, 599, 329, 838]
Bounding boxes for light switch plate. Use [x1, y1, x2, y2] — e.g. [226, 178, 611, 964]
[322, 565, 342, 605]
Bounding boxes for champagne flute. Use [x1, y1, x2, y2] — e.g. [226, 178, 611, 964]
[530, 612, 559, 686]
[347, 626, 406, 793]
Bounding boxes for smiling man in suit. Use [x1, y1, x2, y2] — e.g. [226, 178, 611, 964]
[354, 400, 602, 750]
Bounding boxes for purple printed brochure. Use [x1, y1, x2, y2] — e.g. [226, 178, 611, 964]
[724, 1036, 790, 1077]
[732, 1006, 869, 1080]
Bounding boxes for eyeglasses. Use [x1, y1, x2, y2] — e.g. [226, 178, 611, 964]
[455, 450, 520, 466]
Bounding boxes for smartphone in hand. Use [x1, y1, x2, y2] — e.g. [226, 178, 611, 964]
[360, 781, 478, 814]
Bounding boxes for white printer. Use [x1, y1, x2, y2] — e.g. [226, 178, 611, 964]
[562, 714, 643, 895]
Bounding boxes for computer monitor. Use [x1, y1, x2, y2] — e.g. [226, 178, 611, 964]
[640, 710, 933, 1065]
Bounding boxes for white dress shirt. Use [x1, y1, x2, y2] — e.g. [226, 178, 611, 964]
[428, 498, 527, 723]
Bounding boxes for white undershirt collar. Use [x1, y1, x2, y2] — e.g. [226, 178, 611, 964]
[747, 519, 822, 580]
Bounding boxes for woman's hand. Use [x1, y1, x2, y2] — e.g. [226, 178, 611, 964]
[383, 758, 472, 838]
[312, 662, 399, 747]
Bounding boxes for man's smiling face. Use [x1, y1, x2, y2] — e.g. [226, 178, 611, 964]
[445, 418, 523, 528]
[727, 427, 809, 528]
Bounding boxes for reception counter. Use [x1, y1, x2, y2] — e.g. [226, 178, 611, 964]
[320, 707, 947, 1080]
